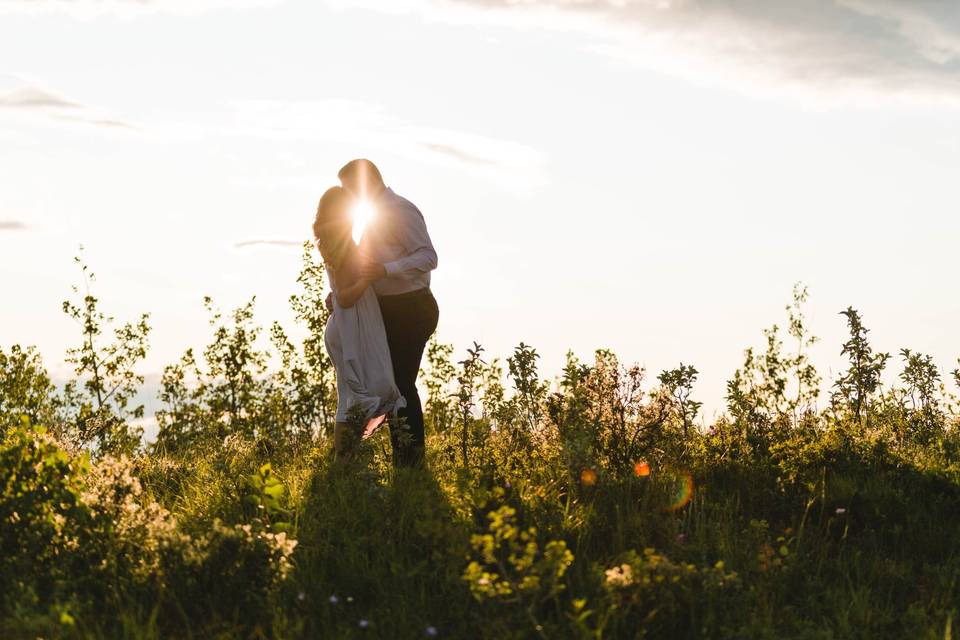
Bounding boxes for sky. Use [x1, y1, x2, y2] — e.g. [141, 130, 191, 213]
[2, 0, 959, 434]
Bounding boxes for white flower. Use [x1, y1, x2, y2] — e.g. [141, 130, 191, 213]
[605, 563, 634, 588]
[835, 507, 846, 515]
[359, 619, 370, 629]
[329, 595, 340, 604]
[425, 625, 439, 637]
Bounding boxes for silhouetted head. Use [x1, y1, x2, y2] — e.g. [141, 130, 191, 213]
[313, 186, 355, 269]
[338, 159, 386, 199]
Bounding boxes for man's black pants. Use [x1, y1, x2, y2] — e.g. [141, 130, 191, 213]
[377, 288, 439, 467]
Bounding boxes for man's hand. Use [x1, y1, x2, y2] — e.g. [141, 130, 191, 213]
[358, 256, 387, 281]
[325, 291, 334, 312]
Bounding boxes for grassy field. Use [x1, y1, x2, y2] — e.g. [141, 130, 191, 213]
[2, 253, 959, 639]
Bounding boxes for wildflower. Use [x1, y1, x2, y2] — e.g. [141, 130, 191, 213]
[425, 625, 439, 637]
[634, 461, 651, 477]
[359, 619, 370, 629]
[329, 595, 340, 604]
[297, 592, 306, 602]
[605, 563, 634, 588]
[835, 507, 846, 515]
[347, 596, 354, 603]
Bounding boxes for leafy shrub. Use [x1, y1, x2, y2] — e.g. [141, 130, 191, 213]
[4, 258, 960, 639]
[463, 504, 574, 637]
[0, 423, 89, 618]
[61, 252, 151, 454]
[0, 345, 61, 433]
[0, 422, 298, 637]
[595, 548, 739, 636]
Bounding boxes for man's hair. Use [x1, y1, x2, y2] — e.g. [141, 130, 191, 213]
[338, 158, 384, 190]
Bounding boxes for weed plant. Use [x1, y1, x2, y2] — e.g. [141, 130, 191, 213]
[1, 249, 959, 638]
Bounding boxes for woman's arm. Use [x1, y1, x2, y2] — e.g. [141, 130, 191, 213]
[332, 258, 370, 309]
[335, 279, 369, 308]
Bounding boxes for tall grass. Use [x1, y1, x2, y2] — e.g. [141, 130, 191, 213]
[1, 250, 959, 638]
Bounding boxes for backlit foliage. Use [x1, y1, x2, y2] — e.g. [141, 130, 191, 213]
[2, 261, 959, 638]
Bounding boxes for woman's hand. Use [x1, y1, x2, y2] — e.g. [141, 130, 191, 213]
[358, 255, 387, 281]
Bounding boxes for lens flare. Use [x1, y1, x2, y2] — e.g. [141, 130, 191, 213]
[351, 200, 375, 243]
[580, 468, 597, 487]
[664, 473, 695, 512]
[634, 461, 650, 477]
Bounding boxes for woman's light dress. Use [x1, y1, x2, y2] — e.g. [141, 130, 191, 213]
[323, 268, 406, 427]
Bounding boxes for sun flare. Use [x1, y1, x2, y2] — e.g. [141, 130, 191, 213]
[351, 200, 375, 244]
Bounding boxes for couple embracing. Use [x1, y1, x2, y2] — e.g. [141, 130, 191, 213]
[312, 159, 439, 467]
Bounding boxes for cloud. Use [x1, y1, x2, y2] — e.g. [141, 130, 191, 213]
[234, 239, 305, 248]
[421, 142, 498, 166]
[223, 98, 546, 190]
[333, 0, 960, 103]
[0, 0, 279, 17]
[61, 116, 139, 130]
[0, 87, 83, 110]
[0, 85, 137, 130]
[0, 220, 29, 231]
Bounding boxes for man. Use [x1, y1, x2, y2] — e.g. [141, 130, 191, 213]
[338, 159, 439, 467]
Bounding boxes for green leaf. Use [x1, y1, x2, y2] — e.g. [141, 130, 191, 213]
[264, 484, 285, 499]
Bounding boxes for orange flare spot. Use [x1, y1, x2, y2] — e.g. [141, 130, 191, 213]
[634, 461, 650, 477]
[580, 468, 597, 487]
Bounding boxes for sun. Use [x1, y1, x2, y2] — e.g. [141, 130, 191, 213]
[351, 200, 375, 244]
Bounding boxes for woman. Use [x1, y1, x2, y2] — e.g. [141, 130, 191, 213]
[313, 186, 405, 459]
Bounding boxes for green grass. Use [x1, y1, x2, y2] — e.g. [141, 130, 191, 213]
[2, 266, 959, 638]
[3, 408, 960, 639]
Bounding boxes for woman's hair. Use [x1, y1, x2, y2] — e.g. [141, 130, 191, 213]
[313, 186, 354, 269]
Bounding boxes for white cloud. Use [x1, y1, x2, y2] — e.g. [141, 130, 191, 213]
[0, 84, 138, 130]
[421, 142, 498, 166]
[0, 87, 83, 109]
[0, 84, 543, 189]
[0, 0, 280, 18]
[330, 0, 960, 103]
[219, 98, 546, 190]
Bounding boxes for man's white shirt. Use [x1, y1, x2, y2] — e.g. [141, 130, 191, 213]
[360, 187, 438, 297]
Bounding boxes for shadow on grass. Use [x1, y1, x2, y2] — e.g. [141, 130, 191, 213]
[284, 457, 475, 638]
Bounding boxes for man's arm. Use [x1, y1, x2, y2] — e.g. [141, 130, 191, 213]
[382, 200, 437, 276]
[359, 198, 437, 281]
